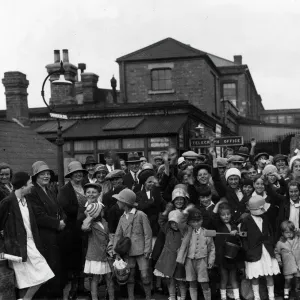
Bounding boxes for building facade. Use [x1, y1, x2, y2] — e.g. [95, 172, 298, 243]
[1, 38, 268, 164]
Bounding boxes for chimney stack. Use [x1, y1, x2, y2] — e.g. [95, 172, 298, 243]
[62, 49, 69, 63]
[54, 50, 60, 63]
[81, 72, 99, 103]
[2, 72, 30, 125]
[234, 55, 242, 65]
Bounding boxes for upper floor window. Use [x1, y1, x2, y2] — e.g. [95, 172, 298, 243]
[151, 69, 172, 91]
[223, 83, 237, 106]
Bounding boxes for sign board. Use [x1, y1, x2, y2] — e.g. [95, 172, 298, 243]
[50, 113, 68, 120]
[190, 136, 243, 148]
[215, 124, 222, 137]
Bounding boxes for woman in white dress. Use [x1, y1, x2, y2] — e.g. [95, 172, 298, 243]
[0, 172, 54, 300]
[240, 195, 280, 300]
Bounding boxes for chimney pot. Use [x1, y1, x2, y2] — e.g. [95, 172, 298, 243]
[62, 49, 69, 63]
[234, 55, 242, 65]
[78, 63, 86, 74]
[54, 50, 60, 63]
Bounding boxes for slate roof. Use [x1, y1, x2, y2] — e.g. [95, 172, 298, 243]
[117, 37, 207, 62]
[48, 115, 188, 139]
[208, 54, 237, 67]
[0, 120, 67, 173]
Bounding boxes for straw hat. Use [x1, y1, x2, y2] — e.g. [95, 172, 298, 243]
[65, 161, 88, 178]
[31, 161, 54, 179]
[112, 188, 138, 207]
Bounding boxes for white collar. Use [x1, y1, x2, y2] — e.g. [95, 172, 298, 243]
[123, 207, 136, 216]
[290, 200, 300, 208]
[252, 191, 267, 199]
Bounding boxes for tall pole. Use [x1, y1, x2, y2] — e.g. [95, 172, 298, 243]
[56, 118, 65, 188]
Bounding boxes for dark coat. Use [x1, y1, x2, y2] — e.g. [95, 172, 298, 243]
[0, 183, 11, 202]
[27, 184, 66, 297]
[123, 172, 141, 192]
[240, 214, 275, 262]
[155, 214, 187, 278]
[103, 185, 126, 219]
[136, 187, 166, 237]
[107, 203, 124, 234]
[196, 204, 215, 230]
[57, 181, 87, 273]
[0, 193, 43, 261]
[213, 168, 247, 223]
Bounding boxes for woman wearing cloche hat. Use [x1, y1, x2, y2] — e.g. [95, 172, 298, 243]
[240, 195, 280, 300]
[27, 161, 66, 299]
[57, 160, 90, 299]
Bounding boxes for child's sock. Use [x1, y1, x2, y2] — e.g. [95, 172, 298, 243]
[168, 279, 176, 300]
[252, 284, 260, 300]
[284, 288, 290, 299]
[202, 288, 211, 300]
[220, 289, 226, 300]
[189, 287, 197, 300]
[233, 288, 240, 300]
[267, 285, 275, 300]
[178, 281, 187, 300]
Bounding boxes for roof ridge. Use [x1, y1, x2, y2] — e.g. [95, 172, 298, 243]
[207, 52, 235, 64]
[116, 37, 206, 61]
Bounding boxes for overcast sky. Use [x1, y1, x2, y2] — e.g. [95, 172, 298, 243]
[0, 0, 299, 110]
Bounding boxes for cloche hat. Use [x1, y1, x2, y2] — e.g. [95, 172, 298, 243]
[31, 161, 54, 179]
[65, 161, 88, 178]
[93, 164, 109, 178]
[248, 195, 266, 216]
[112, 188, 137, 207]
[225, 168, 241, 181]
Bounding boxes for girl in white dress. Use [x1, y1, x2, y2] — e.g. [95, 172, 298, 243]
[241, 195, 280, 300]
[82, 185, 114, 300]
[0, 172, 54, 300]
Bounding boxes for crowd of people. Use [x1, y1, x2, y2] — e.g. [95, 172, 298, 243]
[1, 139, 300, 300]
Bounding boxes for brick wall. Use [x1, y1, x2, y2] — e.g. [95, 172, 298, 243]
[123, 58, 221, 117]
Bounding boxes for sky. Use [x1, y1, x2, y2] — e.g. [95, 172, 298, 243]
[0, 0, 300, 110]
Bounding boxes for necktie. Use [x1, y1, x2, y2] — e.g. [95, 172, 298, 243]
[134, 172, 138, 184]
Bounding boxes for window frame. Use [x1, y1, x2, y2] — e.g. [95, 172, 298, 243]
[151, 68, 172, 91]
[222, 82, 238, 106]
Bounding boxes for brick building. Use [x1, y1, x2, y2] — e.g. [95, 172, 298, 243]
[1, 38, 268, 165]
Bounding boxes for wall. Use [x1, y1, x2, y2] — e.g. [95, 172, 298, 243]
[122, 58, 221, 117]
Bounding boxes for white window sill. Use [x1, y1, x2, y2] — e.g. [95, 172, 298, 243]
[148, 89, 175, 95]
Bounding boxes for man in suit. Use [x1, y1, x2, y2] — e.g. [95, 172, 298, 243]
[123, 152, 141, 192]
[104, 150, 119, 173]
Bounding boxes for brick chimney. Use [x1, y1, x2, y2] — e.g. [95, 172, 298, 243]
[234, 55, 242, 65]
[46, 50, 78, 106]
[2, 71, 30, 125]
[81, 72, 99, 103]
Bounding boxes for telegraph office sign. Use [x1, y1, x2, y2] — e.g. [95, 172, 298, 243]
[190, 136, 243, 148]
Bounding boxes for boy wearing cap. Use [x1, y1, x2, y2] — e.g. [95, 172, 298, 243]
[177, 207, 215, 300]
[113, 189, 153, 300]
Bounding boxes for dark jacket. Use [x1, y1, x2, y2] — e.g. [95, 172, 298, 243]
[213, 168, 247, 223]
[136, 187, 166, 237]
[123, 172, 141, 192]
[0, 193, 43, 261]
[0, 183, 11, 202]
[240, 214, 275, 262]
[27, 183, 66, 297]
[103, 185, 126, 219]
[57, 181, 87, 272]
[107, 203, 124, 234]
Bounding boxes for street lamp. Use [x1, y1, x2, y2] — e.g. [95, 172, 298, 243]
[41, 60, 72, 188]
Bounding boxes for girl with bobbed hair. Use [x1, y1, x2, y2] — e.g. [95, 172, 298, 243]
[288, 155, 300, 184]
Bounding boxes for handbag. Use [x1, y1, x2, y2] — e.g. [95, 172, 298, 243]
[114, 213, 136, 256]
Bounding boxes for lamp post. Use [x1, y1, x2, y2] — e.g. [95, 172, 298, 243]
[41, 61, 71, 188]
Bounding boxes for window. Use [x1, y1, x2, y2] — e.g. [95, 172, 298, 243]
[223, 83, 237, 106]
[97, 139, 119, 150]
[287, 116, 293, 124]
[122, 138, 144, 149]
[74, 140, 94, 151]
[269, 116, 277, 123]
[151, 69, 172, 91]
[278, 115, 285, 124]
